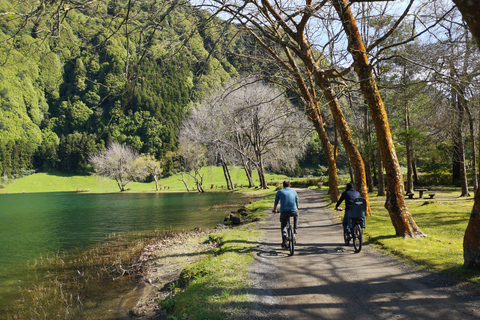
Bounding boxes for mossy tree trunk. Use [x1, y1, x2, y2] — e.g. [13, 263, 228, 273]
[452, 0, 480, 267]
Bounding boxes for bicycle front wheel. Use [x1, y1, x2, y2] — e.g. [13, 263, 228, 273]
[288, 224, 295, 256]
[353, 223, 362, 253]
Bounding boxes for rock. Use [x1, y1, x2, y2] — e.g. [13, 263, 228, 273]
[193, 227, 202, 232]
[237, 207, 248, 216]
[224, 213, 243, 225]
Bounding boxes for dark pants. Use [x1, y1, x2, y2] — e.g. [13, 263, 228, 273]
[343, 210, 351, 236]
[280, 211, 299, 243]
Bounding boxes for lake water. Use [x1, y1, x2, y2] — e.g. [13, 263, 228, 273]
[0, 191, 253, 315]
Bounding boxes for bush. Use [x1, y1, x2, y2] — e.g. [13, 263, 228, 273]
[417, 172, 451, 186]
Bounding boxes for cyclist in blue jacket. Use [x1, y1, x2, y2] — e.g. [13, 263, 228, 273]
[272, 180, 299, 248]
[335, 182, 361, 239]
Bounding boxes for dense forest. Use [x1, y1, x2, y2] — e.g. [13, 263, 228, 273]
[0, 0, 250, 179]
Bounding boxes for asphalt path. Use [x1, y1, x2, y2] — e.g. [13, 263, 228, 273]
[249, 188, 480, 319]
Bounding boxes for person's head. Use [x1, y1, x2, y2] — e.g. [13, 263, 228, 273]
[283, 180, 291, 188]
[346, 182, 354, 190]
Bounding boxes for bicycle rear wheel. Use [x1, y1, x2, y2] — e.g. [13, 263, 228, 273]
[353, 223, 362, 253]
[288, 223, 295, 255]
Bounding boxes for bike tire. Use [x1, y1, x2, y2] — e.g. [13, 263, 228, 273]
[353, 223, 362, 253]
[288, 224, 295, 256]
[343, 228, 350, 246]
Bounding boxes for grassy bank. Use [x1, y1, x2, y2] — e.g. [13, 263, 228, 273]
[157, 192, 276, 319]
[0, 167, 288, 194]
[329, 190, 480, 283]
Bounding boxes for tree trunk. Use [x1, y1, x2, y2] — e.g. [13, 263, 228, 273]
[256, 152, 268, 189]
[245, 164, 254, 188]
[285, 49, 339, 202]
[464, 188, 480, 268]
[452, 0, 480, 46]
[222, 159, 233, 190]
[332, 0, 424, 237]
[190, 169, 205, 193]
[364, 104, 374, 193]
[311, 105, 340, 202]
[239, 152, 255, 188]
[405, 105, 414, 194]
[154, 176, 159, 191]
[377, 147, 385, 196]
[180, 172, 190, 192]
[454, 85, 470, 197]
[314, 77, 370, 214]
[466, 103, 478, 192]
[225, 162, 234, 190]
[412, 155, 419, 186]
[452, 0, 480, 267]
[452, 86, 462, 186]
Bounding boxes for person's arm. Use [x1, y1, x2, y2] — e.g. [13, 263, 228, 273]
[295, 193, 299, 210]
[273, 192, 280, 213]
[335, 193, 345, 210]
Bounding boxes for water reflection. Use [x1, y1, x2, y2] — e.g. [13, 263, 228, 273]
[0, 191, 251, 312]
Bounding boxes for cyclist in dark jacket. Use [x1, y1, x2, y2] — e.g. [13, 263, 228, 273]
[335, 183, 361, 238]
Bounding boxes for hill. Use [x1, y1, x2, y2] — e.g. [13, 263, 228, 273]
[0, 0, 249, 179]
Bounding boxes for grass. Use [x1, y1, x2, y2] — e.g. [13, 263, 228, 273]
[328, 190, 480, 283]
[160, 227, 262, 320]
[0, 167, 288, 194]
[159, 194, 275, 320]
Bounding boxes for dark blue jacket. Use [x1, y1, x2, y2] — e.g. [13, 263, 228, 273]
[336, 188, 361, 211]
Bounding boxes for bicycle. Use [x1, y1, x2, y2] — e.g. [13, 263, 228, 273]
[338, 198, 366, 253]
[285, 217, 296, 256]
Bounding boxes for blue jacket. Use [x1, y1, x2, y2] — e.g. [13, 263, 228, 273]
[274, 187, 299, 212]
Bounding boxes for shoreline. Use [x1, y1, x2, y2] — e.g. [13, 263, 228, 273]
[126, 230, 221, 319]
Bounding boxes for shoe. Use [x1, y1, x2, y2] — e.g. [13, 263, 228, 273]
[281, 242, 287, 248]
[294, 229, 298, 234]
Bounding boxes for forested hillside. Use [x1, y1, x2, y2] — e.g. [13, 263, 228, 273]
[0, 0, 244, 178]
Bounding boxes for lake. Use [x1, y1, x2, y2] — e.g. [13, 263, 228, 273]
[0, 191, 253, 316]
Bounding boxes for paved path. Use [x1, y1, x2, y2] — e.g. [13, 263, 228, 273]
[249, 188, 480, 319]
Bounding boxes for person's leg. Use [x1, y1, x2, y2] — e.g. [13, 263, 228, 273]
[292, 211, 299, 234]
[280, 213, 288, 245]
[343, 211, 351, 236]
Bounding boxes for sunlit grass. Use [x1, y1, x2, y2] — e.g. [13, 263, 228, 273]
[160, 226, 263, 320]
[0, 167, 288, 194]
[329, 190, 480, 283]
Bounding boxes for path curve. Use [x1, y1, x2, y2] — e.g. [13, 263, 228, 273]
[249, 188, 480, 319]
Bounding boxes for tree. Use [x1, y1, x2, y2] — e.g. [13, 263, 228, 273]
[135, 154, 163, 191]
[210, 0, 370, 209]
[177, 135, 207, 193]
[452, 0, 480, 268]
[330, 0, 425, 237]
[89, 141, 145, 191]
[181, 78, 310, 189]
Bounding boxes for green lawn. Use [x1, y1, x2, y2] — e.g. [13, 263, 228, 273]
[0, 167, 288, 194]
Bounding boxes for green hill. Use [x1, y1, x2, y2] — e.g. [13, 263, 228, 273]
[0, 0, 248, 178]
